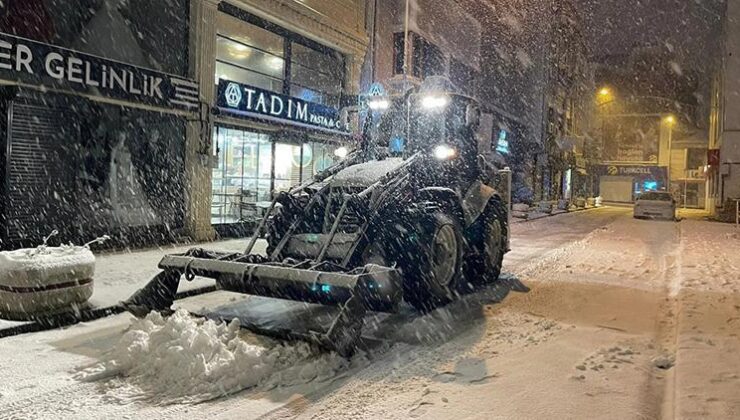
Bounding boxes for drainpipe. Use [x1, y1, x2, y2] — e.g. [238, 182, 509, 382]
[403, 0, 410, 79]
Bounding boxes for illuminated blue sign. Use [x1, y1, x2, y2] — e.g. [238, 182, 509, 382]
[217, 79, 348, 133]
[496, 130, 510, 154]
[367, 82, 386, 97]
[389, 136, 405, 153]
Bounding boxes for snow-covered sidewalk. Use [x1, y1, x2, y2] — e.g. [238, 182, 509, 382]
[673, 220, 740, 418]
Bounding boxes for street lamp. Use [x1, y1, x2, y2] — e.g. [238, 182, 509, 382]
[596, 87, 615, 108]
[663, 114, 676, 192]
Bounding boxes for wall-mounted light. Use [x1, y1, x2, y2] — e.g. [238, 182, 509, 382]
[334, 146, 349, 159]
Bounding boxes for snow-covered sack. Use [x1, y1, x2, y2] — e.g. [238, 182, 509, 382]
[0, 245, 95, 315]
[76, 309, 355, 404]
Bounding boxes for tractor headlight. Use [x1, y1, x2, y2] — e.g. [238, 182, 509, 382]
[433, 144, 457, 160]
[421, 95, 449, 110]
[368, 98, 390, 111]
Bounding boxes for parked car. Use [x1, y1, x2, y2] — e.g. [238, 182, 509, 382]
[634, 191, 676, 220]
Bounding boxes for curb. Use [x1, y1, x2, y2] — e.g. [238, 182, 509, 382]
[511, 206, 604, 224]
[0, 284, 218, 340]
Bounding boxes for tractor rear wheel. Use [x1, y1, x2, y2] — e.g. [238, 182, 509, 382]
[464, 199, 508, 288]
[402, 211, 464, 312]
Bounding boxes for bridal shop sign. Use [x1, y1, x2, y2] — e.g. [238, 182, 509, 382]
[0, 31, 199, 112]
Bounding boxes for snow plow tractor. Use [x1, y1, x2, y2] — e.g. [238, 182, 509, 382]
[122, 77, 511, 356]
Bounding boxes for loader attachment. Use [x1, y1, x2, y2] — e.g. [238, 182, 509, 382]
[122, 248, 402, 357]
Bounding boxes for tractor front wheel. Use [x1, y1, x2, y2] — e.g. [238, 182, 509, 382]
[402, 211, 464, 312]
[464, 199, 508, 288]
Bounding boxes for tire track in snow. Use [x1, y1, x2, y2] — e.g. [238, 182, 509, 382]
[655, 222, 684, 420]
[257, 215, 625, 420]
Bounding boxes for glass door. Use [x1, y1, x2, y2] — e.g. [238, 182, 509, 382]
[211, 126, 271, 224]
[273, 142, 304, 194]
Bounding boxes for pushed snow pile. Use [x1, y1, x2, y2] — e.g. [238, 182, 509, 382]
[77, 309, 354, 404]
[0, 244, 95, 317]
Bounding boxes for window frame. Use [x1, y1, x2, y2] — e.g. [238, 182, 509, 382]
[217, 3, 347, 107]
[393, 31, 447, 79]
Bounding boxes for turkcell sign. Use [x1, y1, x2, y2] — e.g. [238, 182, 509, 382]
[0, 32, 199, 112]
[217, 80, 348, 132]
[596, 165, 667, 180]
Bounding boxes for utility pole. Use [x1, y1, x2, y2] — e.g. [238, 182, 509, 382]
[539, 0, 555, 201]
[403, 0, 410, 79]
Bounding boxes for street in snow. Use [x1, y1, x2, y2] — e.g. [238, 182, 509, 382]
[0, 208, 738, 419]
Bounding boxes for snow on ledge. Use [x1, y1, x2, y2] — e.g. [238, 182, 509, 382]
[0, 245, 96, 316]
[0, 246, 95, 287]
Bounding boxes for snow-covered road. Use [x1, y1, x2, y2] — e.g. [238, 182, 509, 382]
[1, 207, 739, 419]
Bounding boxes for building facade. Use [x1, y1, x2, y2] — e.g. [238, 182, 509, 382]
[0, 0, 370, 249]
[0, 0, 195, 249]
[363, 0, 481, 97]
[592, 45, 711, 207]
[541, 0, 591, 202]
[191, 0, 369, 239]
[457, 0, 591, 204]
[708, 0, 740, 218]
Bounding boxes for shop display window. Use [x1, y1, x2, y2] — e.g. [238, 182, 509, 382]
[273, 142, 303, 195]
[211, 127, 272, 224]
[211, 128, 342, 225]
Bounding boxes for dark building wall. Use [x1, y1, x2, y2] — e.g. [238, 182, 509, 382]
[0, 0, 191, 249]
[364, 0, 481, 95]
[0, 92, 6, 248]
[0, 0, 189, 76]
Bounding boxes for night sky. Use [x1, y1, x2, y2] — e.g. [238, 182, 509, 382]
[576, 0, 724, 68]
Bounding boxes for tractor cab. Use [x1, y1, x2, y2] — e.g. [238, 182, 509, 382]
[364, 77, 483, 187]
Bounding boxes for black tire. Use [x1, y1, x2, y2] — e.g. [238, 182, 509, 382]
[463, 199, 508, 288]
[401, 211, 465, 312]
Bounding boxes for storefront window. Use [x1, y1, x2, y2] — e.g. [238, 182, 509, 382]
[211, 127, 272, 225]
[215, 61, 283, 93]
[215, 20, 286, 93]
[219, 18, 284, 57]
[215, 7, 347, 108]
[210, 8, 350, 226]
[216, 37, 285, 79]
[310, 142, 339, 174]
[297, 143, 339, 184]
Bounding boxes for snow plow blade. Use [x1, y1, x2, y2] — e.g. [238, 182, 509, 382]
[122, 248, 402, 356]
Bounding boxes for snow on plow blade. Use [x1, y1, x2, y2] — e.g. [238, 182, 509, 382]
[122, 249, 402, 356]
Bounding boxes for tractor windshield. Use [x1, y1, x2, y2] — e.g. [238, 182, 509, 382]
[369, 96, 409, 157]
[410, 94, 471, 158]
[367, 86, 470, 160]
